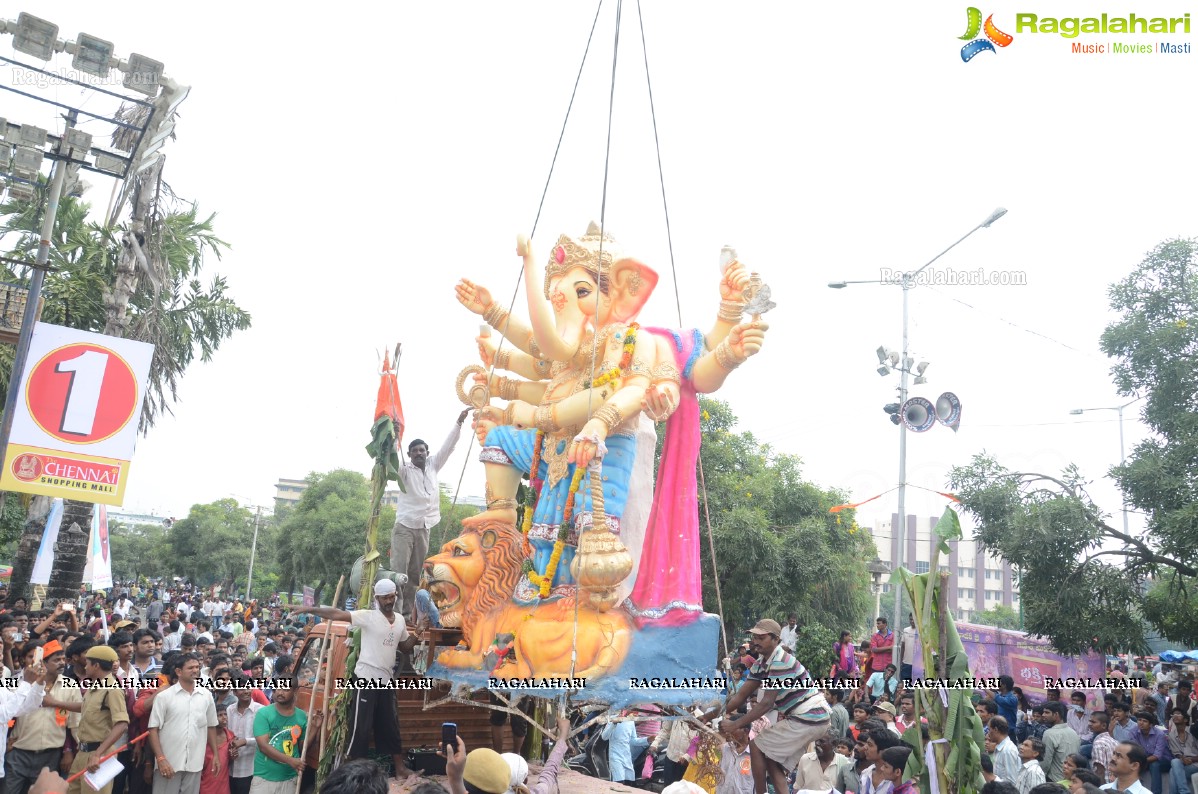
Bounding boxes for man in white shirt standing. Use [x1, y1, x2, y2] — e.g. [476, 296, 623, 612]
[390, 411, 467, 617]
[112, 593, 134, 622]
[900, 613, 919, 684]
[147, 653, 221, 794]
[779, 615, 799, 653]
[290, 579, 423, 781]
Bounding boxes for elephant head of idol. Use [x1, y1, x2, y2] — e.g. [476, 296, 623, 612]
[525, 222, 659, 361]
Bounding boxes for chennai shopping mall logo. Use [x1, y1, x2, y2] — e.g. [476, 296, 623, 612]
[959, 7, 1014, 61]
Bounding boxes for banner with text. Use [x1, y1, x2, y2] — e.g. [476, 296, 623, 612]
[0, 324, 153, 506]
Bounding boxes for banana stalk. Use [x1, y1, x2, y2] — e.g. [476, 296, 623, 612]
[895, 506, 986, 794]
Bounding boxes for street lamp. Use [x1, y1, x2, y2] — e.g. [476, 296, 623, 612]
[829, 207, 1008, 667]
[1068, 396, 1141, 533]
[867, 557, 892, 630]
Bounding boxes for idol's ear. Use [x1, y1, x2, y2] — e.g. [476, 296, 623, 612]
[608, 258, 659, 322]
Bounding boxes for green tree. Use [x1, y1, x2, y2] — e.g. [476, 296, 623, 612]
[161, 499, 256, 588]
[1, 184, 250, 602]
[275, 470, 395, 604]
[108, 521, 172, 582]
[949, 238, 1198, 653]
[971, 604, 1020, 630]
[429, 485, 481, 555]
[689, 398, 875, 642]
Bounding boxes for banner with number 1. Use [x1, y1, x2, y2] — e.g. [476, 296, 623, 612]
[0, 323, 154, 506]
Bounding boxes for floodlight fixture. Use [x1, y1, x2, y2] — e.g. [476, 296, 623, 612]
[123, 53, 163, 97]
[6, 181, 36, 201]
[0, 149, 9, 169]
[887, 351, 900, 368]
[71, 33, 115, 77]
[156, 78, 191, 116]
[876, 345, 891, 365]
[877, 364, 892, 377]
[12, 147, 44, 173]
[903, 355, 914, 371]
[982, 207, 1008, 228]
[134, 151, 162, 174]
[1068, 409, 1084, 415]
[828, 281, 848, 289]
[17, 125, 48, 148]
[13, 13, 58, 61]
[916, 361, 930, 376]
[64, 128, 93, 154]
[92, 151, 127, 175]
[914, 376, 929, 386]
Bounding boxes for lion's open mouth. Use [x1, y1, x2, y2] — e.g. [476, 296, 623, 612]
[428, 580, 461, 613]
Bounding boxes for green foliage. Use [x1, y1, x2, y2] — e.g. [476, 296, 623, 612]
[0, 493, 30, 550]
[109, 521, 172, 582]
[971, 604, 1020, 631]
[950, 237, 1198, 653]
[163, 499, 256, 586]
[0, 194, 251, 431]
[686, 398, 874, 641]
[275, 470, 393, 595]
[430, 486, 481, 554]
[791, 623, 839, 678]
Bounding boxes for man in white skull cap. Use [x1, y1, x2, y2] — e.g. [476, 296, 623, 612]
[291, 578, 423, 779]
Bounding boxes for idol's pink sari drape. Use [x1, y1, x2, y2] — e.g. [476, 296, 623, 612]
[629, 328, 705, 627]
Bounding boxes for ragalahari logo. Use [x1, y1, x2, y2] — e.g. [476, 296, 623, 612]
[960, 8, 1014, 61]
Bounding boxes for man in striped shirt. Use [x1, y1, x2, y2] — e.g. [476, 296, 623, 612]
[702, 619, 831, 794]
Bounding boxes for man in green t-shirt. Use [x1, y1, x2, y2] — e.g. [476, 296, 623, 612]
[251, 678, 315, 794]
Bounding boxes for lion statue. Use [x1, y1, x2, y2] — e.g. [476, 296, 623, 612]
[423, 520, 633, 679]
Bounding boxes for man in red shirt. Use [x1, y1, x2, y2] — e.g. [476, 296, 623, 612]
[870, 617, 894, 674]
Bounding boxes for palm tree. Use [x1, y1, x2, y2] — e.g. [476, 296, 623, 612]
[0, 142, 251, 602]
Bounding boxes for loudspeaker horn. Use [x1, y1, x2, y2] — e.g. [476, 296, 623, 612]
[935, 392, 962, 433]
[901, 397, 936, 432]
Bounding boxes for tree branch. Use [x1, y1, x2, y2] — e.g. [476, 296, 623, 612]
[1006, 471, 1198, 577]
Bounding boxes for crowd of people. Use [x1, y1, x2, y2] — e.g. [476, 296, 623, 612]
[5, 566, 1198, 794]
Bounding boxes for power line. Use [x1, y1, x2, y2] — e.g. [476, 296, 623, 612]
[921, 286, 1105, 360]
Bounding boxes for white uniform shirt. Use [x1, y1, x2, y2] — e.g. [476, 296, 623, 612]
[392, 424, 462, 529]
[349, 609, 409, 681]
[148, 683, 218, 773]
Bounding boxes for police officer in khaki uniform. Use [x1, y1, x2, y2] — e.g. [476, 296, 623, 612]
[67, 645, 131, 794]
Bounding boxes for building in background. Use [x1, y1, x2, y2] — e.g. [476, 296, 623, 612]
[870, 513, 1020, 623]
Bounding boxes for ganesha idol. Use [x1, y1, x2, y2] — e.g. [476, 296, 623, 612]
[424, 222, 771, 691]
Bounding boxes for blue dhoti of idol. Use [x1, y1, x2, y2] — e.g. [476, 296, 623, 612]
[481, 424, 635, 604]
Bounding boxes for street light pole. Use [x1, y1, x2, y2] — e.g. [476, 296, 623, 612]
[245, 505, 261, 601]
[830, 207, 1008, 665]
[1068, 396, 1140, 534]
[0, 111, 78, 466]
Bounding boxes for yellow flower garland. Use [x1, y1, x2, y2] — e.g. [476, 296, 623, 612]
[528, 467, 585, 597]
[525, 324, 639, 599]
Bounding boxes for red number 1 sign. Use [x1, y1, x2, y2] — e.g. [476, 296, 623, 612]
[1, 324, 154, 505]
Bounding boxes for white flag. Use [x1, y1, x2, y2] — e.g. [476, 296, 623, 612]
[88, 504, 113, 590]
[30, 499, 64, 585]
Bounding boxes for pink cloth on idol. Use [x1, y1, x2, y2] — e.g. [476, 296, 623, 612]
[629, 328, 704, 627]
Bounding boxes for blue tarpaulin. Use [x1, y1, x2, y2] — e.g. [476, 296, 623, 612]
[1159, 650, 1198, 663]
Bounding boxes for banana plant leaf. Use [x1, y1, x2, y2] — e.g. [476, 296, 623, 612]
[895, 506, 986, 794]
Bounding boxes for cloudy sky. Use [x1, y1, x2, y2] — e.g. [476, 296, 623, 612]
[4, 2, 1194, 544]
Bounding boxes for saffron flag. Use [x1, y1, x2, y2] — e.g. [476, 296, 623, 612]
[30, 498, 64, 585]
[375, 348, 405, 447]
